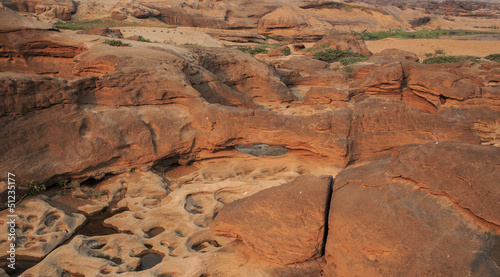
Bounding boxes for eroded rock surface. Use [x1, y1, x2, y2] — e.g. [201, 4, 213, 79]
[0, 197, 86, 260]
[211, 175, 332, 264]
[0, 4, 499, 276]
[324, 142, 500, 276]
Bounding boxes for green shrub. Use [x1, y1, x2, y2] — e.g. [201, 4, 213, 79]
[236, 46, 268, 55]
[138, 36, 152, 43]
[343, 66, 355, 74]
[305, 44, 328, 53]
[355, 29, 494, 41]
[280, 47, 291, 56]
[423, 55, 479, 64]
[485, 54, 500, 62]
[85, 188, 105, 198]
[184, 42, 201, 46]
[26, 181, 46, 195]
[103, 39, 130, 47]
[54, 19, 176, 31]
[434, 49, 445, 55]
[313, 48, 368, 65]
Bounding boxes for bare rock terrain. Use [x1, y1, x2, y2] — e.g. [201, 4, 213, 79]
[0, 2, 499, 276]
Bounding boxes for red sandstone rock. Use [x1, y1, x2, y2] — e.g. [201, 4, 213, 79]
[257, 4, 330, 41]
[347, 97, 481, 163]
[350, 62, 403, 97]
[324, 142, 500, 276]
[270, 56, 347, 87]
[111, 0, 160, 20]
[211, 175, 332, 265]
[267, 45, 291, 57]
[371, 48, 419, 62]
[8, 0, 76, 20]
[408, 70, 481, 108]
[312, 33, 372, 57]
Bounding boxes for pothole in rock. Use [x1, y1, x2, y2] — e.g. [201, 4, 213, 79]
[235, 144, 288, 157]
[137, 253, 163, 271]
[146, 227, 165, 238]
[76, 209, 127, 237]
[0, 259, 39, 277]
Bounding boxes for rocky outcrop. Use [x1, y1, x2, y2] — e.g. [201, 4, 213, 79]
[324, 142, 500, 276]
[407, 70, 481, 107]
[0, 197, 86, 260]
[312, 33, 372, 57]
[111, 0, 160, 20]
[1, 5, 499, 276]
[211, 175, 332, 265]
[1, 0, 76, 20]
[347, 97, 481, 163]
[414, 0, 500, 19]
[257, 4, 331, 41]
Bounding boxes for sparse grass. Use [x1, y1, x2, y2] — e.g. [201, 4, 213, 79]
[104, 39, 131, 47]
[280, 47, 291, 56]
[313, 48, 369, 65]
[26, 181, 46, 195]
[54, 18, 176, 31]
[260, 42, 288, 49]
[57, 179, 79, 195]
[434, 49, 445, 55]
[138, 36, 152, 43]
[305, 44, 328, 53]
[236, 46, 268, 55]
[355, 29, 495, 41]
[184, 42, 201, 46]
[343, 66, 355, 74]
[423, 55, 480, 64]
[85, 188, 105, 198]
[485, 54, 500, 62]
[264, 34, 278, 40]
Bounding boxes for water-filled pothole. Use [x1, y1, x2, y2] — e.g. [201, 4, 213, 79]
[76, 209, 126, 237]
[137, 253, 163, 271]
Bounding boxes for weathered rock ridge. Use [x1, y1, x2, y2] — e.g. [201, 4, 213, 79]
[0, 5, 499, 276]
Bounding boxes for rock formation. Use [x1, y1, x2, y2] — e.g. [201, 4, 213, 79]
[0, 3, 499, 276]
[211, 175, 332, 265]
[324, 142, 500, 276]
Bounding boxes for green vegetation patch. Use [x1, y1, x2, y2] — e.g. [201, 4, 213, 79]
[26, 181, 46, 195]
[138, 36, 152, 43]
[236, 46, 268, 55]
[54, 18, 175, 31]
[280, 47, 291, 56]
[485, 54, 500, 62]
[422, 55, 480, 64]
[305, 44, 328, 53]
[355, 29, 495, 41]
[313, 48, 369, 65]
[104, 39, 131, 47]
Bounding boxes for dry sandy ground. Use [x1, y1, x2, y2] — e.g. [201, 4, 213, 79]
[366, 37, 500, 59]
[120, 27, 222, 47]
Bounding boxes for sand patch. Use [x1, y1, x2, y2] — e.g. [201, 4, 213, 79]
[366, 37, 500, 60]
[120, 26, 222, 47]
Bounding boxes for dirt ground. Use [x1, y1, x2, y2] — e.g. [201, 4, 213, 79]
[365, 37, 500, 59]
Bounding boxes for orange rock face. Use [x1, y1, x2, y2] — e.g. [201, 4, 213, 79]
[324, 142, 500, 276]
[211, 175, 332, 265]
[1, 4, 499, 276]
